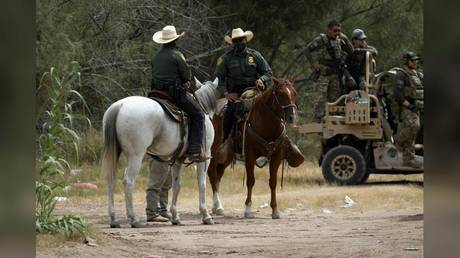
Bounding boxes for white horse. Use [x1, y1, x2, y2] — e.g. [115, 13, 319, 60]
[101, 78, 219, 228]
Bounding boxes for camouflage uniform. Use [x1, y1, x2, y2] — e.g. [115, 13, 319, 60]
[214, 47, 272, 140]
[305, 32, 353, 122]
[393, 67, 424, 166]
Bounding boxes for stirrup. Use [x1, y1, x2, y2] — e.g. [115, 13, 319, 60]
[183, 153, 211, 165]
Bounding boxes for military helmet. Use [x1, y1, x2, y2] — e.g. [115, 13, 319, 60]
[403, 51, 420, 61]
[351, 29, 367, 40]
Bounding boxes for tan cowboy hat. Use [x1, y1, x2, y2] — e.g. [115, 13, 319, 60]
[152, 25, 185, 44]
[224, 28, 254, 44]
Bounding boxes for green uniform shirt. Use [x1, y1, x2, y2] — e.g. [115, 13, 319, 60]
[150, 45, 191, 91]
[214, 47, 273, 97]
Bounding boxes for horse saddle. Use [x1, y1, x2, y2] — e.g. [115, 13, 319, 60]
[147, 90, 188, 164]
[148, 90, 188, 123]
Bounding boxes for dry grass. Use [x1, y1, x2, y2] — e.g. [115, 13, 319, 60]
[36, 233, 86, 249]
[64, 160, 423, 214]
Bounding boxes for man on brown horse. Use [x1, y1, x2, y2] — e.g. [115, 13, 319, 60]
[207, 30, 304, 217]
[214, 28, 273, 144]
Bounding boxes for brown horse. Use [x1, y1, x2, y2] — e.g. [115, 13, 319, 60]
[207, 77, 298, 218]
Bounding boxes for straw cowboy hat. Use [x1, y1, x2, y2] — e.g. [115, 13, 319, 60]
[152, 25, 184, 44]
[224, 28, 254, 44]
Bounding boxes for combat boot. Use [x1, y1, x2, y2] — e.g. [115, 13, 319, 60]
[147, 213, 169, 222]
[159, 210, 172, 220]
[402, 155, 423, 169]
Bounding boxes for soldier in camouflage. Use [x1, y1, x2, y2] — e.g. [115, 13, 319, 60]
[393, 51, 424, 168]
[305, 20, 354, 122]
[214, 28, 273, 142]
[346, 29, 378, 90]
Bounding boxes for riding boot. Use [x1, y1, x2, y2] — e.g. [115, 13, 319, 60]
[175, 91, 206, 162]
[285, 140, 305, 167]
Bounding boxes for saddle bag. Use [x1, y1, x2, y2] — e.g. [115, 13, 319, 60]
[240, 88, 258, 112]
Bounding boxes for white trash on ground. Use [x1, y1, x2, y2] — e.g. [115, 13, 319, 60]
[53, 196, 68, 202]
[322, 208, 333, 214]
[259, 203, 269, 208]
[340, 195, 356, 208]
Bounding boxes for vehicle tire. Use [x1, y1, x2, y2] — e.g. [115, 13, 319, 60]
[322, 145, 367, 185]
[359, 171, 370, 184]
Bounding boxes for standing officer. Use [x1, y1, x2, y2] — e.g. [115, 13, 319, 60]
[305, 20, 354, 122]
[214, 28, 273, 142]
[145, 158, 172, 222]
[346, 28, 378, 90]
[393, 51, 424, 168]
[150, 25, 205, 163]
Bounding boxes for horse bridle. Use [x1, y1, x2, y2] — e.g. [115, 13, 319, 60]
[270, 81, 297, 121]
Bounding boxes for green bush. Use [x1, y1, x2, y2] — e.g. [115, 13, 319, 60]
[36, 62, 90, 238]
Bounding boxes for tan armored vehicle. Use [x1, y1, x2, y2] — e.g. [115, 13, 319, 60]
[298, 51, 423, 185]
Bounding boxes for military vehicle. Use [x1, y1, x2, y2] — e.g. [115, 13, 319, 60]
[298, 51, 423, 185]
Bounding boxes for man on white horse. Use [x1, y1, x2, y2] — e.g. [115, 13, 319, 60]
[150, 25, 206, 163]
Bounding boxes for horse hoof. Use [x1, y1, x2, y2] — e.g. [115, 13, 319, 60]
[203, 217, 215, 225]
[212, 208, 224, 216]
[110, 221, 121, 228]
[171, 219, 182, 225]
[244, 212, 254, 219]
[272, 212, 281, 219]
[130, 221, 146, 228]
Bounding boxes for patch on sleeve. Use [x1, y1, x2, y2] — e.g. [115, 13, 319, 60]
[216, 57, 223, 66]
[179, 53, 186, 62]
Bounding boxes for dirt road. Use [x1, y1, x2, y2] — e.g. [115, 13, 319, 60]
[37, 203, 423, 257]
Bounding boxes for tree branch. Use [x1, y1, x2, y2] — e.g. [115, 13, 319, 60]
[80, 45, 229, 73]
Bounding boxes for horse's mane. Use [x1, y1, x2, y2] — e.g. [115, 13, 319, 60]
[253, 81, 277, 108]
[195, 81, 218, 115]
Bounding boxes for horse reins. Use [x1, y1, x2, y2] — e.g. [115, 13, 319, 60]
[268, 81, 297, 122]
[245, 81, 295, 158]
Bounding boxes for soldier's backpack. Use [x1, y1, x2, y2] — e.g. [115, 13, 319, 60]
[377, 68, 401, 133]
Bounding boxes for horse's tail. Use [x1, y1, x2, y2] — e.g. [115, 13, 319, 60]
[101, 103, 122, 185]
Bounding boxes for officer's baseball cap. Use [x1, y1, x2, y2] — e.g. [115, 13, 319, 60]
[351, 29, 367, 40]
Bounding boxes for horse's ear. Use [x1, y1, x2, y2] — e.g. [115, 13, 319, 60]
[194, 77, 203, 88]
[287, 74, 297, 83]
[272, 77, 280, 85]
[212, 77, 219, 86]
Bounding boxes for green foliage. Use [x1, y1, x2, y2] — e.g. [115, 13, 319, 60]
[36, 0, 423, 160]
[36, 63, 90, 238]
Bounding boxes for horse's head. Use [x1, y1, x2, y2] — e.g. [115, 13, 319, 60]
[272, 77, 298, 124]
[194, 77, 219, 117]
